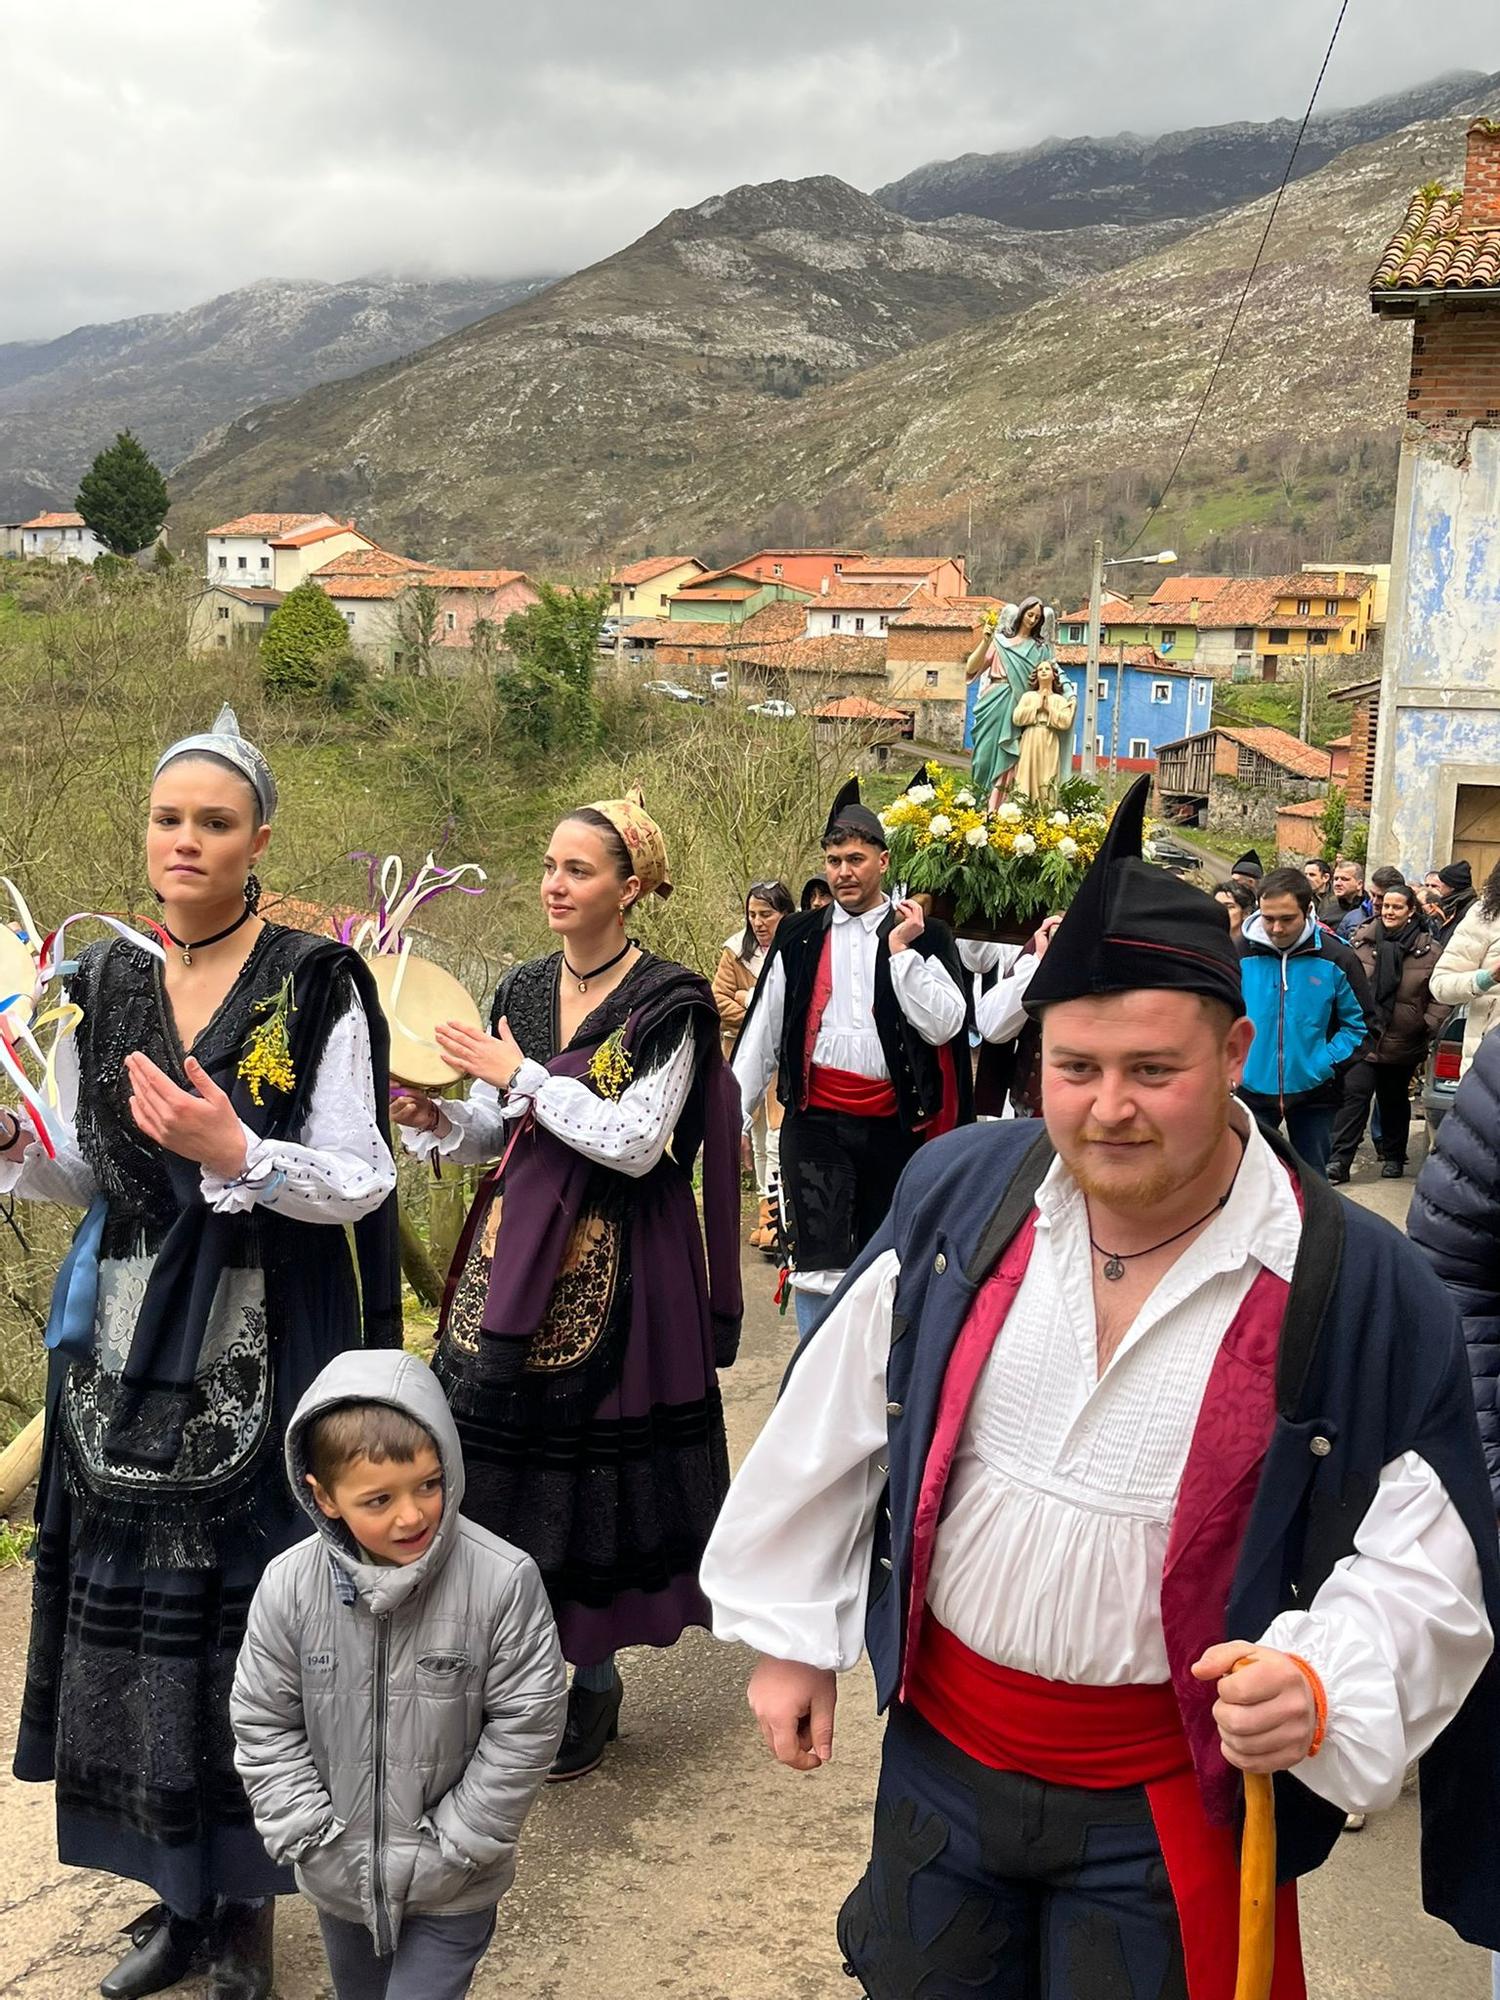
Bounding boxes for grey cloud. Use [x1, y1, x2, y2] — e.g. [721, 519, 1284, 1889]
[2, 0, 1498, 339]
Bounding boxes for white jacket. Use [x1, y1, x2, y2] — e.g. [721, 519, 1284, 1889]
[1429, 902, 1500, 1076]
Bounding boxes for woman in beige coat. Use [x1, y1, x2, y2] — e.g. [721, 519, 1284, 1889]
[713, 882, 793, 1248]
[1430, 859, 1500, 1075]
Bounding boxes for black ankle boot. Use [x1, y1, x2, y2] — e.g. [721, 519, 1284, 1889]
[206, 1900, 274, 2000]
[548, 1668, 623, 1782]
[100, 1905, 207, 1999]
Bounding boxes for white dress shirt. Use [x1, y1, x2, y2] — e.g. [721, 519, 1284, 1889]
[974, 951, 1041, 1046]
[0, 1003, 395, 1223]
[700, 1113, 1492, 1815]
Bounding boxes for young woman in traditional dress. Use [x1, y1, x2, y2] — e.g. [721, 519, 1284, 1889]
[965, 596, 1057, 805]
[392, 792, 742, 1780]
[713, 879, 794, 1250]
[0, 709, 400, 2000]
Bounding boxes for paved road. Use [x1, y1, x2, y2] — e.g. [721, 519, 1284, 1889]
[0, 1157, 1488, 1997]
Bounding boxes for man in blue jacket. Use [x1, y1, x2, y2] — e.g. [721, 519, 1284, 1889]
[703, 777, 1500, 1998]
[1238, 866, 1374, 1177]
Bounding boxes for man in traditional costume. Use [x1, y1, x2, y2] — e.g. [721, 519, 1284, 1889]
[734, 779, 971, 1337]
[704, 774, 1500, 1997]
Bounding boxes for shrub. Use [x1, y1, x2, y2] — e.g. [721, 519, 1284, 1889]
[260, 581, 353, 700]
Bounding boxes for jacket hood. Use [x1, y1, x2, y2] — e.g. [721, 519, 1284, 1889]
[1242, 911, 1318, 956]
[285, 1349, 465, 1616]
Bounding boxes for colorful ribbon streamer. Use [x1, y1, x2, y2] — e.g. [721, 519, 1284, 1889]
[340, 851, 487, 959]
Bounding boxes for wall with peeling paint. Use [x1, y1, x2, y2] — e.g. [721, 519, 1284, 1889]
[1369, 425, 1500, 872]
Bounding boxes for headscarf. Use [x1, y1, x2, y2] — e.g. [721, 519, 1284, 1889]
[153, 703, 277, 822]
[585, 786, 673, 900]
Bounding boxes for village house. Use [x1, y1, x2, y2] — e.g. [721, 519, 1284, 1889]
[1052, 648, 1215, 772]
[1329, 678, 1379, 818]
[666, 567, 812, 626]
[203, 513, 374, 591]
[713, 548, 870, 594]
[1187, 572, 1377, 681]
[609, 556, 706, 622]
[886, 599, 1000, 747]
[1366, 115, 1500, 884]
[188, 584, 284, 652]
[20, 511, 109, 564]
[310, 552, 537, 667]
[805, 580, 934, 640]
[1154, 724, 1333, 835]
[1058, 589, 1206, 665]
[1274, 797, 1330, 864]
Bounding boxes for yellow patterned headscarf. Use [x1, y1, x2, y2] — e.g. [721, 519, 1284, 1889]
[586, 787, 673, 901]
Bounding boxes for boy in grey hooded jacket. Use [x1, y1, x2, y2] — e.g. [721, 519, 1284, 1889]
[231, 1349, 566, 1999]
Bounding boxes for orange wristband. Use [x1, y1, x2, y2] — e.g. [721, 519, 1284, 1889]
[1284, 1653, 1329, 1758]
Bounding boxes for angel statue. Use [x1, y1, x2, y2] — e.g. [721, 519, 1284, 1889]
[965, 596, 1058, 805]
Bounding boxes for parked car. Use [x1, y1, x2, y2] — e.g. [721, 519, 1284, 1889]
[643, 678, 707, 705]
[1422, 1006, 1467, 1139]
[710, 671, 731, 694]
[747, 699, 796, 720]
[597, 620, 621, 649]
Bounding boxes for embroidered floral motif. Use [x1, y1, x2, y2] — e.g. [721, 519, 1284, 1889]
[238, 974, 297, 1105]
[588, 1025, 634, 1100]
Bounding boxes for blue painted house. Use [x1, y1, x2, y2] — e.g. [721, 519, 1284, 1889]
[963, 646, 1214, 773]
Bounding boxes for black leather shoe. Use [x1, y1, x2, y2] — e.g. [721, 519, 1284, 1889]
[206, 1900, 274, 2000]
[1326, 1161, 1350, 1185]
[548, 1669, 623, 1782]
[1380, 1158, 1405, 1180]
[100, 1905, 206, 1999]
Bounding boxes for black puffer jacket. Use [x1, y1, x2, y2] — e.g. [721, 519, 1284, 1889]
[1408, 1029, 1500, 1508]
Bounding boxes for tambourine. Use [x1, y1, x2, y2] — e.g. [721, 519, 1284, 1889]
[365, 949, 484, 1090]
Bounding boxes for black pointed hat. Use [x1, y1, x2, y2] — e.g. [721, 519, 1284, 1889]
[1023, 775, 1244, 1017]
[1231, 849, 1264, 881]
[908, 761, 934, 791]
[824, 775, 887, 849]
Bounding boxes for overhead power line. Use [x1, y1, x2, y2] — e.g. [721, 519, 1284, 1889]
[1121, 0, 1353, 555]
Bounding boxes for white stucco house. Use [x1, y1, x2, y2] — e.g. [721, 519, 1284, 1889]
[203, 513, 373, 592]
[21, 511, 109, 563]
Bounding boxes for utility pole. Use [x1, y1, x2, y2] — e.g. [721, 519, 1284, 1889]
[1298, 646, 1313, 743]
[1109, 641, 1123, 788]
[1082, 536, 1104, 778]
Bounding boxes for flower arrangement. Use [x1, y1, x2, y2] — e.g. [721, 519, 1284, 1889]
[238, 975, 297, 1106]
[881, 772, 1110, 934]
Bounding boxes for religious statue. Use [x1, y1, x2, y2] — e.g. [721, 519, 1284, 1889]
[1012, 661, 1078, 801]
[965, 596, 1058, 805]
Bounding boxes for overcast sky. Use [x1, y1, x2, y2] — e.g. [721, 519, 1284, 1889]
[4, 0, 1499, 342]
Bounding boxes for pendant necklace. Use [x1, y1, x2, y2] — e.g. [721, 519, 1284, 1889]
[1089, 1134, 1247, 1280]
[161, 903, 254, 968]
[563, 939, 633, 994]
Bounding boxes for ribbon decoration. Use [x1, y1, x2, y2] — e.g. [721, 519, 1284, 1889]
[340, 851, 487, 960]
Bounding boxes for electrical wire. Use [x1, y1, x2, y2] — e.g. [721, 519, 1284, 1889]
[1121, 0, 1352, 555]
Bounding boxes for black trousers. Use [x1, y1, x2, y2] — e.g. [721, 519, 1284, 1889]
[778, 1105, 919, 1275]
[838, 1706, 1188, 2000]
[1330, 1058, 1419, 1169]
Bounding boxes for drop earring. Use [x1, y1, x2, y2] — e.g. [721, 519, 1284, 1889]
[244, 873, 263, 913]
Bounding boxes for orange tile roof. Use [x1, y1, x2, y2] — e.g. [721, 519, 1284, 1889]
[889, 600, 998, 630]
[814, 696, 910, 721]
[838, 557, 950, 576]
[1149, 574, 1235, 606]
[674, 586, 758, 602]
[655, 623, 735, 653]
[1060, 595, 1140, 623]
[1218, 726, 1332, 780]
[269, 523, 367, 549]
[1053, 642, 1191, 674]
[738, 634, 888, 677]
[1327, 734, 1353, 750]
[22, 510, 86, 529]
[259, 893, 364, 936]
[612, 556, 703, 586]
[425, 568, 530, 591]
[212, 585, 284, 606]
[313, 548, 433, 578]
[317, 575, 408, 600]
[1276, 798, 1332, 821]
[821, 582, 936, 612]
[206, 512, 337, 538]
[1371, 140, 1500, 298]
[733, 602, 810, 645]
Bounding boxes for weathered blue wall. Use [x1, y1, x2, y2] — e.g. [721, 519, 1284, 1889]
[1372, 427, 1500, 871]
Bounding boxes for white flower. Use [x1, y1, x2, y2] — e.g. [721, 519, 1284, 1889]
[996, 801, 1023, 824]
[907, 783, 935, 805]
[964, 824, 988, 848]
[1058, 836, 1079, 858]
[1142, 839, 1157, 859]
[1012, 832, 1037, 856]
[954, 788, 975, 807]
[1050, 810, 1070, 828]
[928, 814, 953, 837]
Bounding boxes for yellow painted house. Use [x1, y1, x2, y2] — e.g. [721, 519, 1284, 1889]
[1193, 571, 1377, 680]
[610, 556, 705, 622]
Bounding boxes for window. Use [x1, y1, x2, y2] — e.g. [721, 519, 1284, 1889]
[877, 616, 886, 632]
[1196, 682, 1209, 702]
[1324, 599, 1338, 617]
[854, 616, 865, 633]
[237, 556, 247, 570]
[1160, 628, 1177, 651]
[260, 556, 270, 570]
[445, 611, 457, 632]
[1310, 630, 1327, 647]
[833, 561, 844, 574]
[1098, 681, 1110, 701]
[772, 562, 783, 577]
[216, 634, 229, 648]
[925, 670, 940, 688]
[216, 605, 231, 621]
[1095, 736, 1107, 759]
[217, 556, 227, 570]
[627, 586, 635, 600]
[1234, 627, 1254, 649]
[1064, 623, 1083, 643]
[343, 610, 355, 625]
[831, 613, 841, 631]
[1129, 737, 1151, 759]
[1296, 598, 1311, 616]
[1151, 681, 1172, 703]
[1268, 629, 1289, 646]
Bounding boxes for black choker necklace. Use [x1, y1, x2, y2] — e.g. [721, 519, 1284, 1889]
[563, 939, 633, 994]
[162, 903, 255, 967]
[1088, 1133, 1247, 1280]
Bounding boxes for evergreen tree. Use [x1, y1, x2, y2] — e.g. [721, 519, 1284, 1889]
[75, 430, 170, 555]
[260, 581, 352, 700]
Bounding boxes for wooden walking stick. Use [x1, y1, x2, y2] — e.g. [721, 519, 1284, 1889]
[1233, 1769, 1277, 2000]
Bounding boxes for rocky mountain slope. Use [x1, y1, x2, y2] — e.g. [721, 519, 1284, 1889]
[168, 178, 1182, 560]
[873, 71, 1493, 227]
[0, 273, 552, 518]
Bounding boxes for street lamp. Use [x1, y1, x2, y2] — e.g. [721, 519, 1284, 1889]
[1081, 541, 1177, 778]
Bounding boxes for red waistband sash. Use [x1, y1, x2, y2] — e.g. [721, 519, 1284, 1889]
[806, 1063, 898, 1118]
[908, 1618, 1305, 2000]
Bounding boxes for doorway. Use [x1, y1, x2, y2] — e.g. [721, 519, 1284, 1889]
[1453, 783, 1500, 885]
